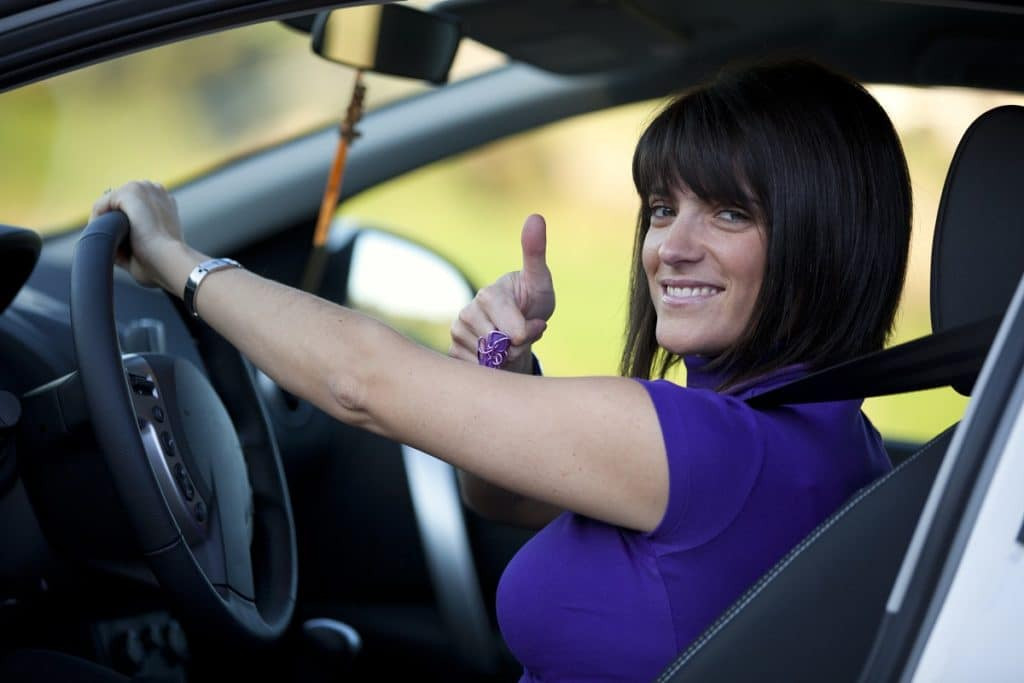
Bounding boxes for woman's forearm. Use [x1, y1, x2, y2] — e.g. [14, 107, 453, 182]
[453, 352, 561, 528]
[153, 242, 385, 427]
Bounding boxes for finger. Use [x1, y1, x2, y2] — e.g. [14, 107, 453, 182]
[475, 286, 528, 344]
[449, 319, 481, 357]
[448, 340, 476, 363]
[457, 298, 497, 338]
[520, 214, 550, 289]
[91, 192, 115, 221]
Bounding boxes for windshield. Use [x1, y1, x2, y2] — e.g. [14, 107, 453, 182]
[0, 19, 505, 234]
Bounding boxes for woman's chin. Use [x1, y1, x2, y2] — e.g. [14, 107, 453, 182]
[657, 330, 719, 358]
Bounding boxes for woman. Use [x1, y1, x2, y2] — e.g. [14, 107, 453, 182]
[94, 60, 910, 681]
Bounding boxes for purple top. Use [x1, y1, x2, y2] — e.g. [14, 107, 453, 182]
[496, 356, 890, 682]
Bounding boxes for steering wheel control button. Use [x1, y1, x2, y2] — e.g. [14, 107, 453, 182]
[194, 500, 207, 523]
[152, 405, 165, 423]
[173, 463, 195, 500]
[181, 477, 195, 501]
[128, 372, 156, 397]
[161, 431, 175, 452]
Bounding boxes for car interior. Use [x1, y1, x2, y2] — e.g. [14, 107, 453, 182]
[1, 1, 1024, 681]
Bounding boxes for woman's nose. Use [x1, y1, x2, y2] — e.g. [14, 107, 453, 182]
[658, 214, 704, 265]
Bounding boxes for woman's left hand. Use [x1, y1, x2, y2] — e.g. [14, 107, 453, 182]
[90, 181, 187, 290]
[449, 214, 555, 373]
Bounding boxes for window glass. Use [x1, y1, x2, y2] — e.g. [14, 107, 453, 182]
[0, 21, 504, 233]
[341, 85, 1024, 442]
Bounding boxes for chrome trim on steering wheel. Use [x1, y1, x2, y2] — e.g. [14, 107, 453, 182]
[124, 354, 208, 545]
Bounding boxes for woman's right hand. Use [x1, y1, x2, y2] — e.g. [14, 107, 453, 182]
[449, 214, 555, 374]
[91, 181, 189, 291]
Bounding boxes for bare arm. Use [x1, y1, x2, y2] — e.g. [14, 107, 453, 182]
[94, 185, 669, 532]
[456, 469, 563, 528]
[449, 215, 563, 529]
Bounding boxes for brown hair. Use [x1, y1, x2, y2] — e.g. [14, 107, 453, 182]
[620, 60, 912, 389]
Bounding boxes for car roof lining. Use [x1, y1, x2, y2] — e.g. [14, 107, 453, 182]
[2, 1, 1024, 94]
[438, 0, 1024, 93]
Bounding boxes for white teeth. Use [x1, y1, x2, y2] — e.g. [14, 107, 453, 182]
[666, 285, 720, 298]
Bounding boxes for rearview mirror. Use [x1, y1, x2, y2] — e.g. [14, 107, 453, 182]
[311, 4, 461, 84]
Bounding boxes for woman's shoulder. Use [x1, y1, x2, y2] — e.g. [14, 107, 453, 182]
[636, 370, 879, 464]
[635, 366, 889, 546]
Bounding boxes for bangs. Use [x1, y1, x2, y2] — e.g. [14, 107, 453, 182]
[632, 91, 760, 217]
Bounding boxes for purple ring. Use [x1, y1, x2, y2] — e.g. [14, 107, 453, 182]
[477, 330, 512, 369]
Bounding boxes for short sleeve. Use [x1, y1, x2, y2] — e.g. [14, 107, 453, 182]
[638, 379, 766, 550]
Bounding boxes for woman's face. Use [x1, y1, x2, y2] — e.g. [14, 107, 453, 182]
[642, 183, 767, 357]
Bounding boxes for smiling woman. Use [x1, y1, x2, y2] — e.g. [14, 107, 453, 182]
[625, 61, 912, 391]
[93, 59, 911, 682]
[445, 61, 909, 681]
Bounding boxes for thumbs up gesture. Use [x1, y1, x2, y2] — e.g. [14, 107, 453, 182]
[449, 214, 555, 373]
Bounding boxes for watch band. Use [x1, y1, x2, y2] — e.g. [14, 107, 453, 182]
[183, 257, 241, 319]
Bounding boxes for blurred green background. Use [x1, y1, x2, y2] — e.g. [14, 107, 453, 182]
[4, 20, 1021, 441]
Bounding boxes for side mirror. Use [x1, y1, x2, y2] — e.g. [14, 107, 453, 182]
[310, 4, 461, 83]
[344, 229, 474, 352]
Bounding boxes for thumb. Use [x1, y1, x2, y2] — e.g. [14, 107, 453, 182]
[520, 214, 550, 289]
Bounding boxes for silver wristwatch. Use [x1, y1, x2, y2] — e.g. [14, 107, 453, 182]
[183, 257, 241, 318]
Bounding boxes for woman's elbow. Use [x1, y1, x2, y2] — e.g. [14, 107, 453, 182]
[326, 368, 373, 429]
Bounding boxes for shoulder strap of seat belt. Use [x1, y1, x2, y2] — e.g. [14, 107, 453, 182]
[745, 316, 1001, 408]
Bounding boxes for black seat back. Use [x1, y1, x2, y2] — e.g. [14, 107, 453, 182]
[657, 105, 1024, 682]
[931, 106, 1024, 393]
[655, 430, 952, 683]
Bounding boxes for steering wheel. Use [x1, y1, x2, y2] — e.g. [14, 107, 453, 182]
[70, 211, 296, 642]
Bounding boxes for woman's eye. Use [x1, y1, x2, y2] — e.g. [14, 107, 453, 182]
[650, 205, 674, 219]
[716, 209, 749, 223]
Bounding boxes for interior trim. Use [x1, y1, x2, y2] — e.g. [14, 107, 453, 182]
[910, 358, 1024, 679]
[898, 273, 1024, 679]
[401, 444, 497, 674]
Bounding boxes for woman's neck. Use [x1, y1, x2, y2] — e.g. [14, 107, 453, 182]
[683, 355, 725, 391]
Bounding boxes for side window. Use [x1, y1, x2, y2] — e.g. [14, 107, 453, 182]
[342, 88, 1024, 444]
[342, 102, 647, 381]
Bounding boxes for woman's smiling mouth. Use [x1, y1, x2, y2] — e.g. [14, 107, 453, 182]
[662, 283, 724, 304]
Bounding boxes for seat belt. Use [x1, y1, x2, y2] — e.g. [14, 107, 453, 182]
[746, 315, 1001, 408]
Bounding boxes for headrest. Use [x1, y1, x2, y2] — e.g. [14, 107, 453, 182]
[932, 105, 1024, 334]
